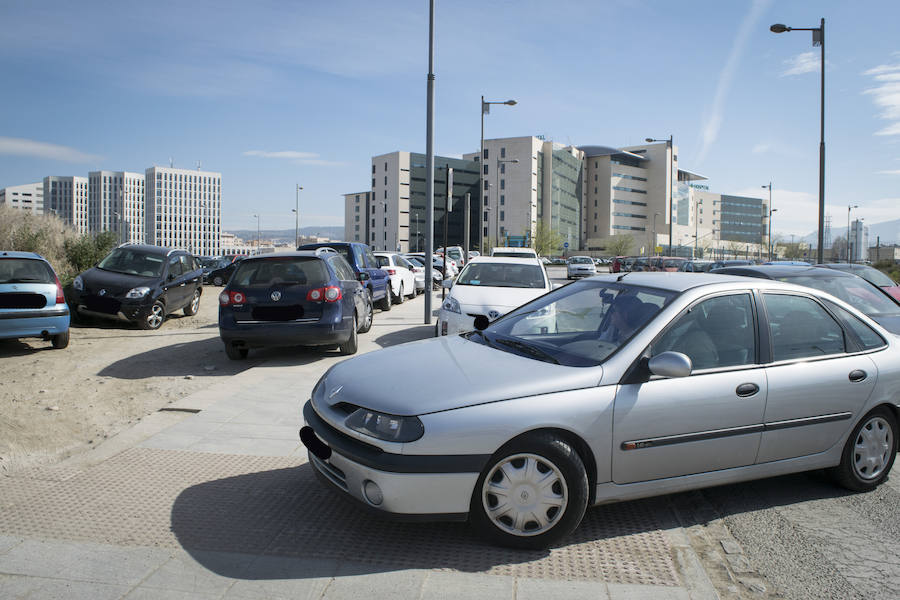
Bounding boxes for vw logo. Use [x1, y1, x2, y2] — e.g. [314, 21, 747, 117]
[488, 310, 500, 320]
[98, 289, 107, 296]
[270, 291, 282, 302]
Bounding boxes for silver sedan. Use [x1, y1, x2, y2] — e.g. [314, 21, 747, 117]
[300, 273, 899, 549]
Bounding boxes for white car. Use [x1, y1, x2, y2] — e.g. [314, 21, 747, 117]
[374, 252, 417, 304]
[491, 247, 538, 259]
[567, 256, 597, 279]
[402, 256, 427, 292]
[437, 256, 552, 336]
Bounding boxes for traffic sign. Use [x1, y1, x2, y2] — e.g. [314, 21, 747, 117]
[563, 242, 569, 248]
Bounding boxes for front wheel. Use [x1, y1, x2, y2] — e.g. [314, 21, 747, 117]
[224, 343, 248, 360]
[469, 432, 588, 549]
[183, 290, 201, 316]
[138, 300, 166, 330]
[831, 406, 897, 492]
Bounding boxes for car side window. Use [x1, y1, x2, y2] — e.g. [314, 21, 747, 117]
[363, 248, 379, 269]
[822, 299, 886, 352]
[331, 256, 355, 281]
[352, 245, 366, 269]
[764, 294, 846, 361]
[179, 255, 194, 273]
[651, 293, 756, 370]
[168, 256, 183, 278]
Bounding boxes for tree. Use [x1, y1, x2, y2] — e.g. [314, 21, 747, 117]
[830, 236, 848, 262]
[726, 241, 742, 259]
[532, 222, 564, 256]
[603, 235, 634, 257]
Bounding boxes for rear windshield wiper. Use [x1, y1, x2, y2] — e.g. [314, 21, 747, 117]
[494, 337, 560, 364]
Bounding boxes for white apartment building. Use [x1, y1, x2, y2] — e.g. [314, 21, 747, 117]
[849, 219, 869, 262]
[43, 176, 90, 234]
[88, 171, 145, 244]
[0, 182, 43, 214]
[146, 167, 222, 257]
[343, 191, 371, 243]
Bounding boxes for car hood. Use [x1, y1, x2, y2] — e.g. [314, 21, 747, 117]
[320, 335, 601, 416]
[450, 284, 548, 311]
[79, 267, 158, 293]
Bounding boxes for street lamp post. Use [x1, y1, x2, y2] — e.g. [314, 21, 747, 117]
[652, 212, 661, 256]
[771, 18, 825, 264]
[761, 182, 774, 260]
[495, 158, 518, 245]
[253, 214, 260, 254]
[294, 185, 302, 248]
[847, 204, 858, 263]
[645, 136, 674, 255]
[480, 96, 517, 252]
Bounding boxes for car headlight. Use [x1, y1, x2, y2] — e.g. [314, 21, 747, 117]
[73, 275, 83, 291]
[345, 408, 424, 443]
[442, 296, 461, 314]
[125, 286, 151, 299]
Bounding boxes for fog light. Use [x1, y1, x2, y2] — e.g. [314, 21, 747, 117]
[363, 480, 383, 506]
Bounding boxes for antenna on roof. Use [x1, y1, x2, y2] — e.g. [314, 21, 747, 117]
[196, 160, 202, 171]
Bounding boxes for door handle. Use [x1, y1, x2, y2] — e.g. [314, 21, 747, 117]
[736, 383, 759, 397]
[848, 370, 867, 383]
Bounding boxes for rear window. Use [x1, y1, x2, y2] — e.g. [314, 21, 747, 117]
[0, 258, 55, 284]
[493, 251, 537, 258]
[232, 257, 329, 287]
[777, 275, 900, 316]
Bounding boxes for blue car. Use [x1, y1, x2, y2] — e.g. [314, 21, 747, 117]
[0, 251, 70, 348]
[298, 242, 391, 311]
[218, 249, 373, 359]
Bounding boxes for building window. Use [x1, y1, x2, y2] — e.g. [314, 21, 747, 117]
[355, 205, 359, 212]
[500, 163, 505, 174]
[500, 147, 506, 158]
[372, 165, 375, 174]
[384, 176, 387, 185]
[384, 162, 388, 171]
[500, 210, 505, 221]
[484, 165, 488, 175]
[483, 148, 489, 160]
[500, 195, 505, 206]
[384, 190, 387, 198]
[484, 227, 488, 236]
[500, 179, 505, 190]
[484, 211, 489, 221]
[484, 181, 489, 190]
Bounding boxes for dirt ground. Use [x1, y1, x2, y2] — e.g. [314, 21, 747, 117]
[0, 288, 257, 474]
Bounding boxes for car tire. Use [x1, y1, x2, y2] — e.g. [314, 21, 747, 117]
[183, 290, 201, 316]
[51, 330, 69, 349]
[469, 432, 589, 550]
[224, 343, 248, 360]
[830, 406, 897, 492]
[213, 276, 224, 286]
[138, 300, 166, 331]
[394, 282, 405, 304]
[358, 295, 373, 334]
[339, 314, 358, 355]
[377, 285, 392, 311]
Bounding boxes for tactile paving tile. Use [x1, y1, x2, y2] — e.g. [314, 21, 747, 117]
[0, 448, 678, 585]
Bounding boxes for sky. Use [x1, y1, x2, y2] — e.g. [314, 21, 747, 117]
[1, 0, 899, 241]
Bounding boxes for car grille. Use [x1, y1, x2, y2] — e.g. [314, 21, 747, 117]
[250, 305, 305, 321]
[0, 293, 47, 309]
[83, 295, 122, 314]
[310, 453, 348, 491]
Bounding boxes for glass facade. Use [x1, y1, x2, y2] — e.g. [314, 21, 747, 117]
[408, 154, 480, 252]
[551, 148, 583, 251]
[718, 194, 765, 243]
[673, 183, 690, 226]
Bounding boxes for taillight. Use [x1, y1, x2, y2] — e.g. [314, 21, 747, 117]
[54, 275, 64, 304]
[385, 268, 396, 276]
[307, 286, 342, 303]
[219, 291, 245, 305]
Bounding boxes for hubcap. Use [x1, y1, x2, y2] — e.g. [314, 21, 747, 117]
[190, 292, 200, 312]
[147, 304, 164, 328]
[853, 416, 893, 480]
[482, 453, 567, 537]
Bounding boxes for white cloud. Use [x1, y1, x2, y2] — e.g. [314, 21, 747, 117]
[0, 136, 101, 163]
[242, 149, 345, 167]
[876, 169, 900, 175]
[863, 60, 900, 136]
[751, 141, 804, 158]
[780, 52, 819, 77]
[696, 0, 773, 165]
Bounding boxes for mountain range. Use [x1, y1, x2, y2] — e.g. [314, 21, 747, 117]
[227, 226, 344, 243]
[797, 218, 900, 247]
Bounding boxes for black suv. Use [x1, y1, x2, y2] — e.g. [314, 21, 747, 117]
[72, 244, 203, 330]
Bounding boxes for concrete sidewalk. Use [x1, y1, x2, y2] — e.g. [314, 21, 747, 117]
[0, 292, 719, 599]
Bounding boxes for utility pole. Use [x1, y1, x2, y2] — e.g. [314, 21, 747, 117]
[424, 0, 435, 324]
[463, 192, 470, 265]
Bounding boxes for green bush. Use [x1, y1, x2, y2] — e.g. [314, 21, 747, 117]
[874, 259, 900, 283]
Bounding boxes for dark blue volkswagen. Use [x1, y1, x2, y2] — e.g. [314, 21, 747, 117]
[218, 249, 373, 359]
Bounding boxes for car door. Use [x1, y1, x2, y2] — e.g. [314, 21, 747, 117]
[164, 255, 187, 310]
[612, 291, 766, 483]
[330, 256, 364, 326]
[362, 246, 390, 299]
[755, 292, 878, 463]
[179, 255, 202, 300]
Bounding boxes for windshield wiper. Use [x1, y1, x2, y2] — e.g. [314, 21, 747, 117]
[494, 337, 560, 364]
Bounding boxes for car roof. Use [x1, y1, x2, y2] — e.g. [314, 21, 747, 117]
[711, 265, 857, 280]
[468, 256, 543, 266]
[239, 250, 330, 262]
[0, 251, 46, 261]
[588, 271, 806, 293]
[112, 243, 177, 256]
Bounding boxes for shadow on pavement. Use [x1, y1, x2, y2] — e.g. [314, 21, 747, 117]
[97, 337, 258, 379]
[170, 462, 679, 580]
[373, 324, 435, 347]
[0, 338, 57, 357]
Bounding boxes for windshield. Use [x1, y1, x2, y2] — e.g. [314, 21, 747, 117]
[456, 262, 546, 289]
[232, 257, 328, 287]
[778, 274, 900, 316]
[0, 258, 55, 284]
[97, 249, 165, 277]
[569, 257, 593, 264]
[468, 280, 676, 366]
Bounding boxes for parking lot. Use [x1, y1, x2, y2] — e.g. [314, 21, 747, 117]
[1, 270, 899, 599]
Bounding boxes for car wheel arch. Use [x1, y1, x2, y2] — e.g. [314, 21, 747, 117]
[495, 427, 598, 505]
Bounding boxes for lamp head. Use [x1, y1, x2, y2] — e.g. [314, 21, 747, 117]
[645, 138, 654, 143]
[504, 100, 517, 106]
[770, 24, 790, 33]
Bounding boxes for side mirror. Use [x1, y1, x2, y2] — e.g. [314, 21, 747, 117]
[473, 314, 490, 331]
[357, 272, 370, 281]
[441, 279, 453, 289]
[647, 352, 692, 378]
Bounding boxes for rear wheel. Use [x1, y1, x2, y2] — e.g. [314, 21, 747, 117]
[51, 330, 69, 349]
[213, 275, 224, 286]
[831, 406, 897, 492]
[339, 314, 358, 355]
[183, 290, 201, 316]
[377, 285, 391, 311]
[469, 432, 588, 549]
[224, 344, 248, 360]
[394, 282, 405, 304]
[138, 300, 166, 330]
[358, 295, 373, 334]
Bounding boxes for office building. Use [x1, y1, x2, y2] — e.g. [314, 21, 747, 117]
[88, 171, 145, 244]
[43, 176, 90, 234]
[343, 191, 371, 243]
[146, 166, 222, 257]
[0, 182, 43, 214]
[849, 219, 869, 262]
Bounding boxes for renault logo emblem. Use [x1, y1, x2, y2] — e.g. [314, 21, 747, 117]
[488, 310, 500, 320]
[270, 291, 282, 302]
[99, 289, 107, 296]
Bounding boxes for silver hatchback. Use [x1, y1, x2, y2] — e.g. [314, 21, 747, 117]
[566, 255, 597, 280]
[301, 273, 899, 549]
